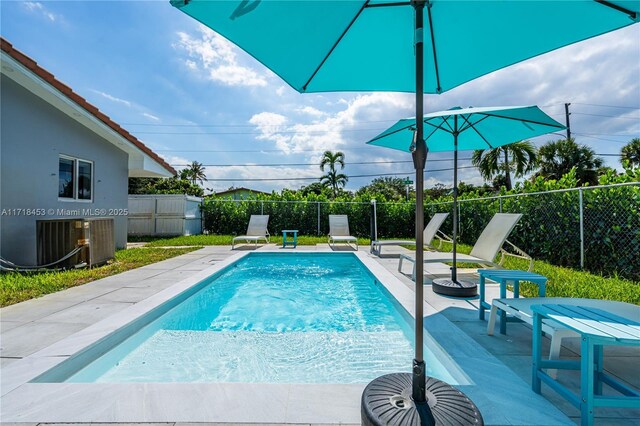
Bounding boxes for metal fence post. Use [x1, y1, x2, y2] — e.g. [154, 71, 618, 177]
[261, 200, 264, 215]
[317, 201, 320, 235]
[579, 188, 584, 269]
[499, 196, 503, 213]
[371, 199, 378, 241]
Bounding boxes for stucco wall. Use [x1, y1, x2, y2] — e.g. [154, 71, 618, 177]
[0, 76, 128, 265]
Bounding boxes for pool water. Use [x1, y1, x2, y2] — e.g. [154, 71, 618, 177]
[66, 253, 459, 384]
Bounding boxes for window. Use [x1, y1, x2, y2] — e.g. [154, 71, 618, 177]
[58, 157, 75, 198]
[78, 160, 92, 200]
[58, 156, 93, 201]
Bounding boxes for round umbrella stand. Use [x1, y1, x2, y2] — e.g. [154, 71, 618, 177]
[361, 373, 483, 425]
[432, 278, 478, 298]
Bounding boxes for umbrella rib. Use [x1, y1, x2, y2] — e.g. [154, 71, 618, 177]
[302, 1, 370, 92]
[479, 112, 566, 129]
[366, 1, 411, 7]
[460, 115, 497, 149]
[595, 0, 637, 20]
[457, 114, 490, 133]
[425, 1, 443, 93]
[367, 123, 416, 144]
[424, 117, 454, 135]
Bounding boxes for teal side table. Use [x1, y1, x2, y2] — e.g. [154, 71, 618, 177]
[282, 229, 298, 248]
[478, 269, 547, 333]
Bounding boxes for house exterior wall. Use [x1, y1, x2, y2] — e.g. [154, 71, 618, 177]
[0, 76, 128, 266]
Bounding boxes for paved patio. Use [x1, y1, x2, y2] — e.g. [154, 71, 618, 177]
[1, 244, 638, 425]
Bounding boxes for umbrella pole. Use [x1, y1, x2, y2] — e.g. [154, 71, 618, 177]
[433, 122, 476, 297]
[411, 0, 428, 407]
[452, 121, 458, 283]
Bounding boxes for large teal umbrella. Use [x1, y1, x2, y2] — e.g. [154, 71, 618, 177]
[368, 105, 565, 291]
[170, 0, 639, 422]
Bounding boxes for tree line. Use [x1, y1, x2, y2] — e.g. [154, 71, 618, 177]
[129, 138, 640, 199]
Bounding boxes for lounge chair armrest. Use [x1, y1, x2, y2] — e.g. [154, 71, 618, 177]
[434, 230, 453, 250]
[499, 239, 533, 271]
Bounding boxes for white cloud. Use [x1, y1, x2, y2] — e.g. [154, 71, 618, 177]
[296, 106, 327, 118]
[142, 112, 160, 121]
[249, 92, 413, 157]
[23, 2, 59, 22]
[174, 26, 267, 87]
[91, 90, 132, 107]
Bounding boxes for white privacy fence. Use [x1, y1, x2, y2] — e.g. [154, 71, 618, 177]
[128, 194, 202, 236]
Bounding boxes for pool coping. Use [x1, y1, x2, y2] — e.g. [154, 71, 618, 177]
[0, 248, 572, 424]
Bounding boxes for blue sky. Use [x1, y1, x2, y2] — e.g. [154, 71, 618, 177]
[2, 1, 639, 193]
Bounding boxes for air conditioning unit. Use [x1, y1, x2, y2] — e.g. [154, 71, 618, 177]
[37, 218, 115, 268]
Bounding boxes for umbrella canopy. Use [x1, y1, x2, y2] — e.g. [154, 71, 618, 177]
[171, 0, 639, 93]
[171, 0, 639, 417]
[171, 0, 638, 94]
[368, 105, 567, 152]
[367, 105, 565, 284]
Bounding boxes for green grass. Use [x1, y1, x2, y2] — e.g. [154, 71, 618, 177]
[0, 247, 201, 307]
[436, 241, 640, 305]
[141, 234, 371, 247]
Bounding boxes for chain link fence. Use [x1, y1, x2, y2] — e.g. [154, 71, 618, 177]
[201, 182, 639, 281]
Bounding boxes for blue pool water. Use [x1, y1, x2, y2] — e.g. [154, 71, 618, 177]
[65, 253, 459, 384]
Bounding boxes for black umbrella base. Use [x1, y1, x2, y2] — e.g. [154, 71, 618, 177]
[361, 373, 483, 425]
[432, 278, 477, 298]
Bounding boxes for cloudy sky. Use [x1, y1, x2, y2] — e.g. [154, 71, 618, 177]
[2, 1, 638, 193]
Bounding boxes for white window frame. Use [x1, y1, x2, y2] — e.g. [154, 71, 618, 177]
[58, 155, 94, 203]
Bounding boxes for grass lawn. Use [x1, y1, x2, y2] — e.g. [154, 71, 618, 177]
[437, 241, 640, 305]
[139, 234, 371, 247]
[0, 247, 201, 307]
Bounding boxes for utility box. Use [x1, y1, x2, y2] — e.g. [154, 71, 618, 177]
[128, 194, 202, 236]
[36, 217, 115, 268]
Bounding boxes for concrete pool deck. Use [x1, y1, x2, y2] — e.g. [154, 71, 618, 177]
[1, 245, 638, 425]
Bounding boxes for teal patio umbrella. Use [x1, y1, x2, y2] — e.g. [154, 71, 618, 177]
[170, 0, 639, 423]
[367, 105, 565, 294]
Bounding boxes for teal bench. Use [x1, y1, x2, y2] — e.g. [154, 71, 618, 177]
[531, 304, 640, 426]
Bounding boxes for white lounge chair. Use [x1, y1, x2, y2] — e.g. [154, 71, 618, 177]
[370, 212, 452, 255]
[398, 213, 532, 280]
[328, 214, 358, 250]
[488, 297, 640, 362]
[232, 215, 270, 249]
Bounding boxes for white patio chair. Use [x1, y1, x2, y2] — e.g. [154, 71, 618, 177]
[232, 215, 270, 249]
[370, 212, 451, 255]
[328, 214, 358, 250]
[398, 213, 532, 279]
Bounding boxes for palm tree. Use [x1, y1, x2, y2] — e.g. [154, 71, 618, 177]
[319, 150, 348, 198]
[183, 161, 207, 185]
[471, 140, 537, 190]
[534, 138, 603, 185]
[621, 138, 640, 167]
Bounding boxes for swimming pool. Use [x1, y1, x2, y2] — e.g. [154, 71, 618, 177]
[34, 252, 462, 385]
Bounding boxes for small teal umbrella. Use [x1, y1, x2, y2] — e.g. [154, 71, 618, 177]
[367, 105, 565, 287]
[170, 0, 638, 421]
